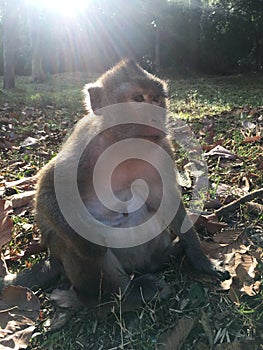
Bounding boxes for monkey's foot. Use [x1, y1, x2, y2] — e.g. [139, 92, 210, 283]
[121, 274, 171, 310]
[186, 247, 230, 281]
[0, 258, 62, 292]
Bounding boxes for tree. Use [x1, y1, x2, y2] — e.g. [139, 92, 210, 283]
[3, 0, 19, 89]
[27, 4, 46, 82]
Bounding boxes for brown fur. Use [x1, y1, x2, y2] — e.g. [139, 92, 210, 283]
[1, 60, 229, 309]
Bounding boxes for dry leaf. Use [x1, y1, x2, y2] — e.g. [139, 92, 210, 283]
[158, 316, 196, 350]
[204, 145, 236, 160]
[212, 230, 249, 254]
[9, 191, 36, 209]
[241, 135, 261, 143]
[0, 200, 13, 248]
[201, 228, 260, 298]
[190, 213, 227, 234]
[241, 280, 261, 296]
[222, 253, 260, 300]
[3, 176, 37, 192]
[235, 254, 258, 279]
[0, 286, 40, 349]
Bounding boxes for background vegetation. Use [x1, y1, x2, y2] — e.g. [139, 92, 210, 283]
[1, 0, 263, 86]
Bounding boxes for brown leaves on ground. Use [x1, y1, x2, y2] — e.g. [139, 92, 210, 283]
[0, 200, 41, 350]
[0, 286, 40, 350]
[0, 200, 13, 277]
[158, 316, 197, 350]
[0, 200, 12, 249]
[201, 229, 261, 303]
[0, 176, 37, 215]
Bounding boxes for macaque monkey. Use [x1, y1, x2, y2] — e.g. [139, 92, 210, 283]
[1, 60, 229, 308]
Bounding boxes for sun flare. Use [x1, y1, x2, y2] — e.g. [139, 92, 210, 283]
[27, 0, 88, 17]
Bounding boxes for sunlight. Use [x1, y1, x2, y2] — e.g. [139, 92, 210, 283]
[27, 0, 88, 17]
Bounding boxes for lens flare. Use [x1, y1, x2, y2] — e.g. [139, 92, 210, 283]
[27, 0, 87, 17]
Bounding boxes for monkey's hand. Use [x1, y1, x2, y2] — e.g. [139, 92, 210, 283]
[186, 246, 230, 281]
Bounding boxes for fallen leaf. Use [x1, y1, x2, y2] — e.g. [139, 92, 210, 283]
[9, 190, 36, 209]
[190, 213, 227, 234]
[204, 145, 236, 160]
[241, 135, 261, 143]
[158, 316, 196, 350]
[20, 137, 39, 148]
[221, 253, 260, 300]
[0, 286, 40, 349]
[3, 176, 37, 195]
[212, 230, 249, 254]
[235, 254, 257, 278]
[0, 200, 13, 248]
[241, 280, 261, 296]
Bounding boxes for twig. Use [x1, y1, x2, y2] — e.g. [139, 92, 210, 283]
[214, 188, 263, 219]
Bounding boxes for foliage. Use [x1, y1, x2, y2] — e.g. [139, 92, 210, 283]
[0, 0, 263, 76]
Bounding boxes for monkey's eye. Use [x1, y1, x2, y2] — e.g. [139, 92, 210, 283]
[133, 95, 144, 102]
[152, 95, 161, 103]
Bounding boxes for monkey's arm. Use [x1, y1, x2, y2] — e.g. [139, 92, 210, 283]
[169, 200, 230, 281]
[35, 161, 107, 258]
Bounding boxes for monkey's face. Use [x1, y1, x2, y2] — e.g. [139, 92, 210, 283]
[84, 60, 168, 140]
[115, 82, 167, 109]
[85, 77, 168, 112]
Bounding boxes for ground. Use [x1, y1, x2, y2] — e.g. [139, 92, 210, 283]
[0, 72, 262, 349]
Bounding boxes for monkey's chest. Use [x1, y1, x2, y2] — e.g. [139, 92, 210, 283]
[86, 192, 172, 273]
[86, 191, 159, 228]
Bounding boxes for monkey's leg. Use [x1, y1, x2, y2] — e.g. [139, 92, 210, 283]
[0, 257, 62, 292]
[66, 249, 170, 311]
[170, 201, 230, 281]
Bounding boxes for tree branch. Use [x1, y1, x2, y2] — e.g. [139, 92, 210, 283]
[214, 188, 263, 219]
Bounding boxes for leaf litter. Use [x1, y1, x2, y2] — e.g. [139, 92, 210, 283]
[0, 88, 262, 349]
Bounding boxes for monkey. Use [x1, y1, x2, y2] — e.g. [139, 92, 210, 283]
[1, 60, 229, 309]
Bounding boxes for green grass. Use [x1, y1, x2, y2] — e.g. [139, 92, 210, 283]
[0, 72, 262, 349]
[169, 73, 263, 118]
[0, 72, 96, 112]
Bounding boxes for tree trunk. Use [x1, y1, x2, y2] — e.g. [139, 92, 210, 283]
[188, 0, 202, 71]
[32, 51, 46, 83]
[251, 17, 260, 71]
[29, 7, 46, 82]
[3, 0, 18, 89]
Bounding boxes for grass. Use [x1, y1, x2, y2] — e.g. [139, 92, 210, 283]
[0, 72, 262, 349]
[168, 73, 263, 118]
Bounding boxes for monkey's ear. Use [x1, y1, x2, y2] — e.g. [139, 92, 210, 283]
[83, 84, 103, 112]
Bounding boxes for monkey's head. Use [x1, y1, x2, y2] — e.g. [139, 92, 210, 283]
[83, 59, 168, 112]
